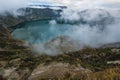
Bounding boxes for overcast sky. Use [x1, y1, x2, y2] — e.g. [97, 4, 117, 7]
[0, 0, 120, 13]
[29, 0, 120, 8]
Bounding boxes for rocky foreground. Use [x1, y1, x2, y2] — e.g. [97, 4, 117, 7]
[0, 25, 120, 80]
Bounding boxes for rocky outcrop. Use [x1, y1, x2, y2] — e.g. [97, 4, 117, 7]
[29, 62, 91, 80]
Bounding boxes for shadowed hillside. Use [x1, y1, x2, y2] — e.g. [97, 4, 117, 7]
[0, 25, 39, 80]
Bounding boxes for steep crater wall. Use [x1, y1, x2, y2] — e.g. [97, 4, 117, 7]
[0, 7, 61, 31]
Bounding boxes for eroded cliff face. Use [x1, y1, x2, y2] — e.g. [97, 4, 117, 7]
[0, 7, 60, 31]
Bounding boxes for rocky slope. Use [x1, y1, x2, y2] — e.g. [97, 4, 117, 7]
[0, 25, 35, 80]
[29, 48, 120, 80]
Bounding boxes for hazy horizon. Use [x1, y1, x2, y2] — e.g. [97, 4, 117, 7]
[0, 0, 120, 13]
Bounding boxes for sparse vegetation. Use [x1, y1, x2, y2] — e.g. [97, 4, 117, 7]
[0, 25, 120, 80]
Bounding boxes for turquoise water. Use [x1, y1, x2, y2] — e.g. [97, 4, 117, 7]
[12, 20, 73, 43]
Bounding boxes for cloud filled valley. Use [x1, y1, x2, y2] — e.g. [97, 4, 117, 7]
[1, 0, 120, 55]
[11, 8, 120, 55]
[0, 0, 120, 13]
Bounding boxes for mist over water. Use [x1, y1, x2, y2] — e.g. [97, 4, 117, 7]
[12, 20, 73, 44]
[2, 0, 120, 55]
[12, 20, 79, 55]
[12, 11, 120, 55]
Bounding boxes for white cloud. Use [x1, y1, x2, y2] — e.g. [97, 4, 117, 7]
[0, 0, 27, 13]
[0, 0, 120, 13]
